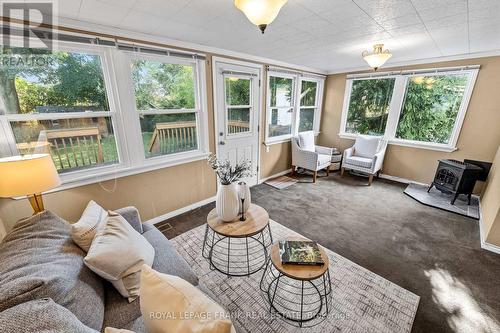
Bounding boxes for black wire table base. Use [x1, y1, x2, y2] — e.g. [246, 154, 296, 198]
[202, 223, 273, 277]
[259, 258, 332, 328]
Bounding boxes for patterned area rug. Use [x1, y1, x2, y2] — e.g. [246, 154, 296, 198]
[404, 183, 480, 219]
[171, 220, 419, 333]
[264, 175, 298, 189]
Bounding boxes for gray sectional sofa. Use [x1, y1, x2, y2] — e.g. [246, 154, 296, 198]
[0, 207, 213, 332]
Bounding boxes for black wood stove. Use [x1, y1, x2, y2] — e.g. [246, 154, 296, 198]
[428, 159, 491, 205]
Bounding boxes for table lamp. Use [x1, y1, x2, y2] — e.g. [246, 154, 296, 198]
[0, 154, 61, 214]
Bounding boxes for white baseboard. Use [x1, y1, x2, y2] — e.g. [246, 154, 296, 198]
[379, 173, 428, 187]
[478, 202, 500, 254]
[145, 196, 216, 225]
[259, 168, 293, 184]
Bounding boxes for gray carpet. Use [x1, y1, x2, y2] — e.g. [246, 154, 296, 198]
[160, 172, 500, 333]
[404, 183, 480, 219]
[170, 220, 419, 332]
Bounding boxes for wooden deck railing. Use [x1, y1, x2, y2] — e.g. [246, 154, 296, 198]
[148, 121, 198, 155]
[227, 120, 250, 134]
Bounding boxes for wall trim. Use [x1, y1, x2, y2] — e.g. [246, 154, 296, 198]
[259, 168, 293, 184]
[379, 173, 428, 186]
[146, 196, 216, 225]
[478, 202, 500, 254]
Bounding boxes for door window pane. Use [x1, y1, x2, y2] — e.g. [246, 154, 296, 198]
[131, 59, 195, 110]
[300, 81, 317, 107]
[225, 77, 250, 105]
[298, 108, 315, 132]
[269, 108, 292, 137]
[140, 113, 198, 158]
[227, 108, 250, 134]
[10, 117, 117, 173]
[395, 74, 468, 144]
[0, 46, 109, 115]
[346, 78, 395, 135]
[269, 76, 293, 107]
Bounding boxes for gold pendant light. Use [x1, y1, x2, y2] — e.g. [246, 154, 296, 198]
[362, 44, 392, 70]
[235, 0, 288, 34]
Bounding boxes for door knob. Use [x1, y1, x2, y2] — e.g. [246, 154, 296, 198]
[219, 141, 226, 145]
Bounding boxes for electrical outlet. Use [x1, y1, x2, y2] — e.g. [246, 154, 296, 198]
[266, 146, 270, 153]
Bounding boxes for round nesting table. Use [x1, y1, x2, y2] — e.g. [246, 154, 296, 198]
[260, 237, 332, 327]
[202, 204, 273, 277]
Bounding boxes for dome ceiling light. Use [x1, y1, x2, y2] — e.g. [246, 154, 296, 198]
[234, 0, 288, 34]
[362, 44, 392, 71]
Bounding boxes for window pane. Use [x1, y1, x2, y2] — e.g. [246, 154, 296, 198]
[300, 81, 317, 107]
[140, 113, 198, 158]
[346, 78, 395, 135]
[225, 77, 250, 106]
[298, 108, 315, 132]
[227, 108, 250, 135]
[269, 76, 293, 107]
[0, 47, 109, 115]
[10, 117, 117, 173]
[131, 59, 195, 110]
[396, 74, 468, 144]
[268, 108, 292, 137]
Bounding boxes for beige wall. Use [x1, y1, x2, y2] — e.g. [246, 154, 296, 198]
[319, 56, 500, 189]
[481, 146, 500, 246]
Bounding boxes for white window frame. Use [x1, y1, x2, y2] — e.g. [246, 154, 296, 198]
[0, 38, 210, 191]
[339, 66, 479, 152]
[265, 71, 325, 144]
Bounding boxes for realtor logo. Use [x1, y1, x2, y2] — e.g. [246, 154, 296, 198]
[1, 0, 58, 50]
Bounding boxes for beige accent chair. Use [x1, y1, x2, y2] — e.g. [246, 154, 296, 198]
[341, 135, 387, 185]
[291, 131, 333, 183]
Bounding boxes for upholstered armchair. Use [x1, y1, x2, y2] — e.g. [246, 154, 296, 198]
[341, 135, 387, 185]
[291, 131, 333, 183]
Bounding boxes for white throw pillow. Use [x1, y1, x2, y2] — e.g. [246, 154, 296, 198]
[71, 200, 108, 252]
[104, 328, 135, 333]
[298, 131, 315, 152]
[140, 265, 235, 333]
[84, 211, 155, 302]
[354, 135, 381, 158]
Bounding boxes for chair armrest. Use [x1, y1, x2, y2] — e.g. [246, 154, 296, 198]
[315, 145, 333, 156]
[343, 146, 354, 159]
[115, 206, 143, 234]
[372, 149, 386, 173]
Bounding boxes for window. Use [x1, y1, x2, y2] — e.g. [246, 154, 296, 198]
[225, 76, 251, 135]
[344, 78, 395, 136]
[340, 67, 478, 151]
[265, 71, 325, 143]
[0, 45, 120, 174]
[130, 56, 201, 159]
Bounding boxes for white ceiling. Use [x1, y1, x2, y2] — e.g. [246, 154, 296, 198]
[40, 0, 500, 72]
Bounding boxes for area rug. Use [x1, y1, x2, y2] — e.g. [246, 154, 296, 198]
[404, 183, 480, 219]
[264, 175, 298, 189]
[170, 220, 420, 332]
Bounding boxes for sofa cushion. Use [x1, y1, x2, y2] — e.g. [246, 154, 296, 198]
[0, 298, 99, 333]
[298, 131, 315, 152]
[0, 211, 105, 331]
[354, 135, 381, 158]
[317, 154, 331, 167]
[345, 156, 373, 169]
[84, 211, 155, 302]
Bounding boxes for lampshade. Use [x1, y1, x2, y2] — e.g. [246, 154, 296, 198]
[235, 0, 288, 33]
[0, 154, 61, 197]
[362, 44, 392, 70]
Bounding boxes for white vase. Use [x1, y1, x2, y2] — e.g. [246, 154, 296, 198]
[238, 182, 251, 213]
[216, 183, 239, 222]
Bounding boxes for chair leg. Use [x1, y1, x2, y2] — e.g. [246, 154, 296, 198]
[326, 167, 330, 176]
[341, 167, 345, 176]
[368, 174, 373, 186]
[290, 165, 295, 176]
[313, 171, 317, 183]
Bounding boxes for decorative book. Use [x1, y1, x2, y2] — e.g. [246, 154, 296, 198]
[278, 240, 324, 266]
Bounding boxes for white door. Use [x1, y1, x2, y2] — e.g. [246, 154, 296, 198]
[214, 59, 261, 186]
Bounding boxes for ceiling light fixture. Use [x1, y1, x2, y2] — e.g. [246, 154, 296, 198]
[362, 44, 392, 70]
[234, 0, 288, 34]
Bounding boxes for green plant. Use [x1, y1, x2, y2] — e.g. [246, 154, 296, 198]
[207, 154, 251, 185]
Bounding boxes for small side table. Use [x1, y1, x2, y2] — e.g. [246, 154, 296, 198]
[202, 204, 273, 277]
[330, 149, 342, 171]
[260, 237, 332, 327]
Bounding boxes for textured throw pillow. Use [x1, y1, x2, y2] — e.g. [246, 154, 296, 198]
[298, 131, 315, 152]
[0, 298, 99, 333]
[84, 211, 155, 302]
[104, 328, 135, 333]
[72, 200, 108, 252]
[354, 135, 381, 158]
[140, 265, 234, 333]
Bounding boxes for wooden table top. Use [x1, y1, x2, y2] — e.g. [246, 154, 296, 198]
[207, 204, 269, 238]
[270, 237, 330, 281]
